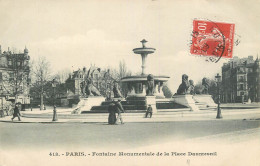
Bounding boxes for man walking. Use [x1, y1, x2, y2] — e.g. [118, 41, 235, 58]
[115, 100, 124, 125]
[108, 102, 116, 125]
[145, 105, 153, 118]
[11, 102, 21, 121]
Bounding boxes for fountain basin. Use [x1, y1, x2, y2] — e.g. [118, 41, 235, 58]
[133, 48, 156, 54]
[121, 75, 170, 99]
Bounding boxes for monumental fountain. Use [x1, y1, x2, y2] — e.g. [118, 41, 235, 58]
[121, 39, 170, 98]
[120, 39, 170, 113]
[72, 39, 216, 114]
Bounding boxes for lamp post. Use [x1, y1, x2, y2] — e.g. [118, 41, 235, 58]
[51, 79, 57, 121]
[0, 86, 3, 109]
[0, 86, 4, 117]
[215, 73, 222, 119]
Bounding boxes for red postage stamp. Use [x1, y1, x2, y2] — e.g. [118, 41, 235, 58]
[190, 20, 235, 58]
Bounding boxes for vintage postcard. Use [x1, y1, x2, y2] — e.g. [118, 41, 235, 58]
[0, 0, 259, 166]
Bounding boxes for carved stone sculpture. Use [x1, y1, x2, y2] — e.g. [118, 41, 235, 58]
[176, 74, 190, 95]
[85, 78, 101, 96]
[80, 80, 86, 97]
[113, 81, 123, 98]
[202, 77, 210, 94]
[146, 74, 154, 96]
[187, 80, 195, 95]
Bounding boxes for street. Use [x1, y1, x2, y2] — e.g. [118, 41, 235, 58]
[1, 119, 259, 150]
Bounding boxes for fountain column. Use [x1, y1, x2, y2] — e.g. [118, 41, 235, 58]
[141, 54, 147, 75]
[133, 39, 156, 75]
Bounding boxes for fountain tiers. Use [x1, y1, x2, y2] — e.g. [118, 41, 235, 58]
[121, 39, 170, 99]
[121, 75, 170, 99]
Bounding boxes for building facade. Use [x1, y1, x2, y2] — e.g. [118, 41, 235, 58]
[0, 45, 31, 110]
[221, 56, 260, 103]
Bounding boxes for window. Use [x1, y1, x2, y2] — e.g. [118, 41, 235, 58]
[240, 92, 244, 96]
[239, 76, 244, 81]
[8, 73, 14, 82]
[0, 72, 2, 81]
[239, 84, 243, 90]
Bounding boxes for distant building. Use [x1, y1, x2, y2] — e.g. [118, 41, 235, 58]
[221, 56, 260, 103]
[0, 45, 31, 109]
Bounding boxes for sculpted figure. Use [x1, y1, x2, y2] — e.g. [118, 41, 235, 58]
[83, 67, 102, 97]
[158, 82, 161, 93]
[176, 74, 190, 95]
[85, 78, 101, 96]
[113, 81, 123, 98]
[202, 77, 210, 94]
[146, 74, 154, 96]
[80, 80, 86, 97]
[187, 80, 195, 95]
[127, 82, 134, 94]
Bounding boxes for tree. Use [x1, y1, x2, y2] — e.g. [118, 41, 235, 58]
[96, 60, 132, 99]
[31, 56, 51, 110]
[194, 81, 203, 94]
[53, 68, 71, 84]
[100, 68, 116, 99]
[117, 60, 132, 97]
[194, 78, 218, 102]
[118, 60, 131, 79]
[162, 83, 173, 98]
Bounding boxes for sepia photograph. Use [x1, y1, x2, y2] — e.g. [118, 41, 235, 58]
[0, 0, 259, 165]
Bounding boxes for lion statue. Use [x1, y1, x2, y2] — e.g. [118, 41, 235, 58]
[201, 77, 210, 94]
[146, 74, 155, 96]
[187, 80, 195, 95]
[176, 74, 190, 95]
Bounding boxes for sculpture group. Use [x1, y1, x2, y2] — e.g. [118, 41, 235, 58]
[80, 71, 210, 98]
[176, 74, 209, 95]
[80, 68, 124, 99]
[176, 74, 195, 95]
[80, 68, 101, 97]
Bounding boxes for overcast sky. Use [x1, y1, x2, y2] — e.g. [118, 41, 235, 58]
[0, 0, 259, 91]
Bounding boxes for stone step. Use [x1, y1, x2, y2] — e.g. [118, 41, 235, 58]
[91, 105, 147, 111]
[100, 100, 146, 106]
[156, 102, 187, 109]
[126, 96, 146, 100]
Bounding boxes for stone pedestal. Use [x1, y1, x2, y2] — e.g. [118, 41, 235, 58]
[146, 96, 157, 113]
[193, 95, 217, 108]
[72, 96, 106, 114]
[172, 95, 199, 111]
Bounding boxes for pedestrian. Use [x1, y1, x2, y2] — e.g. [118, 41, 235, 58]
[115, 100, 124, 124]
[145, 105, 153, 118]
[7, 102, 14, 116]
[52, 105, 58, 121]
[11, 102, 21, 121]
[5, 105, 9, 116]
[0, 108, 4, 118]
[108, 103, 116, 125]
